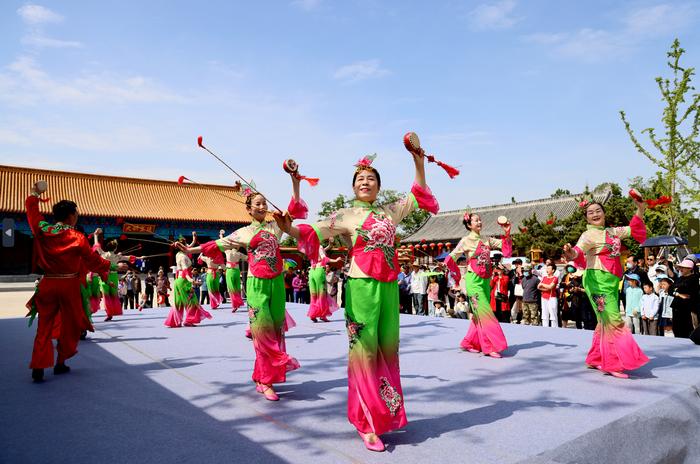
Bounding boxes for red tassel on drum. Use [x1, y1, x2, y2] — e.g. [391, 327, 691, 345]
[299, 176, 319, 186]
[424, 154, 460, 179]
[435, 160, 460, 179]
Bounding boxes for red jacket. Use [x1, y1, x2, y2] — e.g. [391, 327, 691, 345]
[490, 273, 510, 311]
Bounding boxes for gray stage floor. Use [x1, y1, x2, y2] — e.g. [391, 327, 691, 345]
[1, 302, 699, 464]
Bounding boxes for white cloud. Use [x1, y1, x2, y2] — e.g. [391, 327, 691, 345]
[523, 2, 696, 62]
[523, 33, 566, 45]
[17, 4, 83, 50]
[17, 4, 63, 24]
[0, 56, 186, 106]
[22, 33, 83, 49]
[333, 59, 389, 82]
[291, 0, 322, 11]
[469, 0, 521, 30]
[623, 3, 695, 38]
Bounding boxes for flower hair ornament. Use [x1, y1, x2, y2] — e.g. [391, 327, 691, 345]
[240, 181, 257, 199]
[576, 194, 594, 211]
[463, 207, 473, 223]
[355, 153, 378, 173]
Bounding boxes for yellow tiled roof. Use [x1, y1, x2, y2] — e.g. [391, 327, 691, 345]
[0, 165, 251, 223]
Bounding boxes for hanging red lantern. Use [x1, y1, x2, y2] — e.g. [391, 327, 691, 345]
[437, 242, 444, 249]
[409, 244, 414, 251]
[430, 243, 435, 249]
[422, 244, 428, 250]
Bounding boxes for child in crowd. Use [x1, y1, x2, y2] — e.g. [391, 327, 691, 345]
[452, 293, 470, 319]
[658, 275, 675, 337]
[640, 282, 660, 335]
[427, 276, 440, 317]
[433, 300, 447, 318]
[624, 274, 643, 334]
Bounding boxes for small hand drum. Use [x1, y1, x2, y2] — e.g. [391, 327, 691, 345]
[283, 159, 299, 175]
[34, 180, 47, 194]
[403, 132, 421, 153]
[629, 189, 643, 202]
[497, 216, 509, 226]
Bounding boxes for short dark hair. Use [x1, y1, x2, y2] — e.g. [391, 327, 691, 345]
[352, 168, 381, 189]
[52, 200, 77, 222]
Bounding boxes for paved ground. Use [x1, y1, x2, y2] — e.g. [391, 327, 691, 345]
[1, 302, 699, 464]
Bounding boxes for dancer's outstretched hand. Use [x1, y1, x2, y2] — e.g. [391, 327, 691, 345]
[562, 243, 575, 260]
[273, 210, 292, 233]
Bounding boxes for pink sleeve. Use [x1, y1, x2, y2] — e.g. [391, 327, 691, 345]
[287, 196, 308, 220]
[411, 183, 439, 215]
[572, 246, 586, 269]
[297, 224, 321, 262]
[501, 233, 512, 258]
[444, 255, 462, 284]
[200, 240, 225, 264]
[629, 215, 647, 244]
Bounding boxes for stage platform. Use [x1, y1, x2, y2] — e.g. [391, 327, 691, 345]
[1, 302, 698, 464]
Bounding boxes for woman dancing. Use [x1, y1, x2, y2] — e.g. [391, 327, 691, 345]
[221, 228, 248, 312]
[444, 214, 511, 357]
[93, 232, 139, 322]
[563, 199, 649, 378]
[199, 254, 223, 309]
[276, 152, 439, 452]
[165, 237, 213, 327]
[307, 242, 343, 322]
[181, 173, 306, 401]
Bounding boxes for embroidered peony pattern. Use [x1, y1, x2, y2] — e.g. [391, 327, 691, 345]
[248, 306, 260, 323]
[379, 377, 403, 416]
[592, 294, 606, 313]
[355, 214, 397, 270]
[345, 314, 365, 350]
[603, 231, 622, 258]
[471, 242, 492, 275]
[252, 231, 279, 270]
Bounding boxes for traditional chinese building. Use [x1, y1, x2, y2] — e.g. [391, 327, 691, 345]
[0, 165, 254, 275]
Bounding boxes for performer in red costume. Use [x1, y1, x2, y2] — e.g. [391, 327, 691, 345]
[25, 180, 125, 382]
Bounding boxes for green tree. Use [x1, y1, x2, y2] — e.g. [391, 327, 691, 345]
[620, 39, 700, 234]
[550, 188, 571, 198]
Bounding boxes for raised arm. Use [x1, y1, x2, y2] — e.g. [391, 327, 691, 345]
[25, 180, 48, 237]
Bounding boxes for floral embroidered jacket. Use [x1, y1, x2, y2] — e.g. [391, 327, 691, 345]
[571, 215, 647, 279]
[297, 183, 439, 283]
[445, 230, 512, 282]
[201, 197, 306, 279]
[225, 249, 247, 268]
[175, 252, 194, 279]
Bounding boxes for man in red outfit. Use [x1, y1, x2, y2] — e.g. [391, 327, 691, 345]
[25, 180, 125, 382]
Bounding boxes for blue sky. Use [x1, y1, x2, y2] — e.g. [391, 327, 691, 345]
[1, 1, 698, 218]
